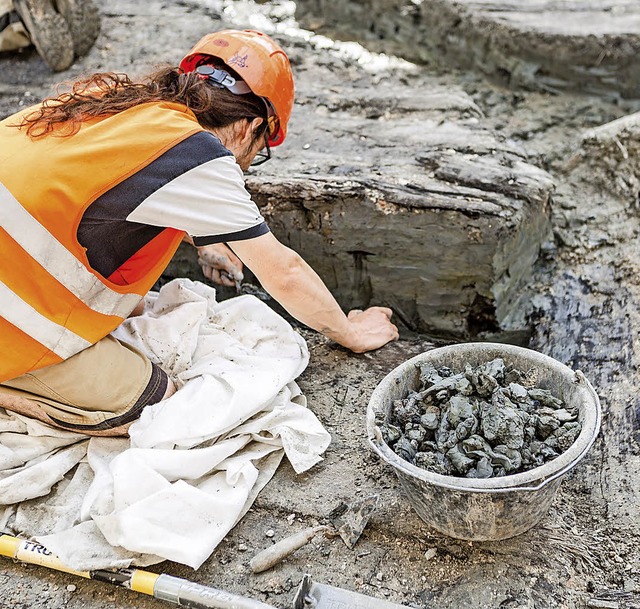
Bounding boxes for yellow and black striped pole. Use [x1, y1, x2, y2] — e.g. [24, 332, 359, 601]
[0, 532, 276, 609]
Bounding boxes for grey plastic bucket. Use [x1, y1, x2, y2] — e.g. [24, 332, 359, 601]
[366, 343, 601, 541]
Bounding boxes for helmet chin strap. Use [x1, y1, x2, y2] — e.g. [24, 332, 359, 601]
[194, 65, 251, 95]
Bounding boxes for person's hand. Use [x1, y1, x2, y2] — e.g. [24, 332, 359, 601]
[342, 307, 399, 353]
[196, 243, 244, 287]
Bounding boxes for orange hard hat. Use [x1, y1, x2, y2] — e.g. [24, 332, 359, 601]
[180, 29, 295, 147]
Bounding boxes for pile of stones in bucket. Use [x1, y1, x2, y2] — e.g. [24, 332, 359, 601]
[380, 358, 582, 478]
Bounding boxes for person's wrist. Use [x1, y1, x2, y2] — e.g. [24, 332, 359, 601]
[332, 321, 362, 352]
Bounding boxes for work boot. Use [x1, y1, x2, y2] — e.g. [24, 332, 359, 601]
[54, 0, 100, 58]
[13, 0, 74, 71]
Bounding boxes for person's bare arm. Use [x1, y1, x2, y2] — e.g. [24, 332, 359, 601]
[229, 232, 398, 353]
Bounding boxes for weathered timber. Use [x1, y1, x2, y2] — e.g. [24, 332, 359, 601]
[294, 0, 640, 98]
[241, 79, 554, 341]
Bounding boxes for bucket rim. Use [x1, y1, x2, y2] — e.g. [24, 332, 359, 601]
[366, 342, 602, 493]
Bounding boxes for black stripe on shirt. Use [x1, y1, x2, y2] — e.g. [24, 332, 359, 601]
[79, 131, 232, 279]
[192, 221, 270, 247]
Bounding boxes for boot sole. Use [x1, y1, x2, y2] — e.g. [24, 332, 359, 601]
[13, 0, 74, 71]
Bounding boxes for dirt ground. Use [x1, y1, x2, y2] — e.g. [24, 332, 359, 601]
[0, 1, 639, 608]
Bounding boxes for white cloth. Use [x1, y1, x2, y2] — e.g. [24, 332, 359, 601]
[0, 278, 331, 570]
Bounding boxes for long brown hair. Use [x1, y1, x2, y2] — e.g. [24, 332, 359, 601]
[16, 64, 269, 141]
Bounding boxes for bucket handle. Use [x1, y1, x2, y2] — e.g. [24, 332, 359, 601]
[373, 370, 602, 494]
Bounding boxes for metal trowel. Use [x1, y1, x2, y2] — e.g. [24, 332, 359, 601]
[250, 494, 380, 574]
[293, 574, 410, 609]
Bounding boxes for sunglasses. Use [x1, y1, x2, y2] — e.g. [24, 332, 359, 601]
[251, 132, 271, 167]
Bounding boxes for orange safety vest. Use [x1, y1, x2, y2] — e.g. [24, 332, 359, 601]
[0, 101, 203, 382]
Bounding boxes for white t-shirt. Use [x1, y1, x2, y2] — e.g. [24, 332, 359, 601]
[77, 131, 268, 280]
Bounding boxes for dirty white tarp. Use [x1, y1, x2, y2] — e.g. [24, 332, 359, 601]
[0, 278, 331, 570]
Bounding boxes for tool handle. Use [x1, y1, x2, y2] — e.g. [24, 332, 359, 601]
[155, 574, 276, 609]
[1, 533, 277, 609]
[250, 525, 330, 574]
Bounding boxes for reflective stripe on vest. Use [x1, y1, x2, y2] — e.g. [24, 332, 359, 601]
[0, 280, 91, 359]
[0, 182, 141, 319]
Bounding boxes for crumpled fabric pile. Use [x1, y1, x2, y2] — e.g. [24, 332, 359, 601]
[0, 278, 331, 571]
